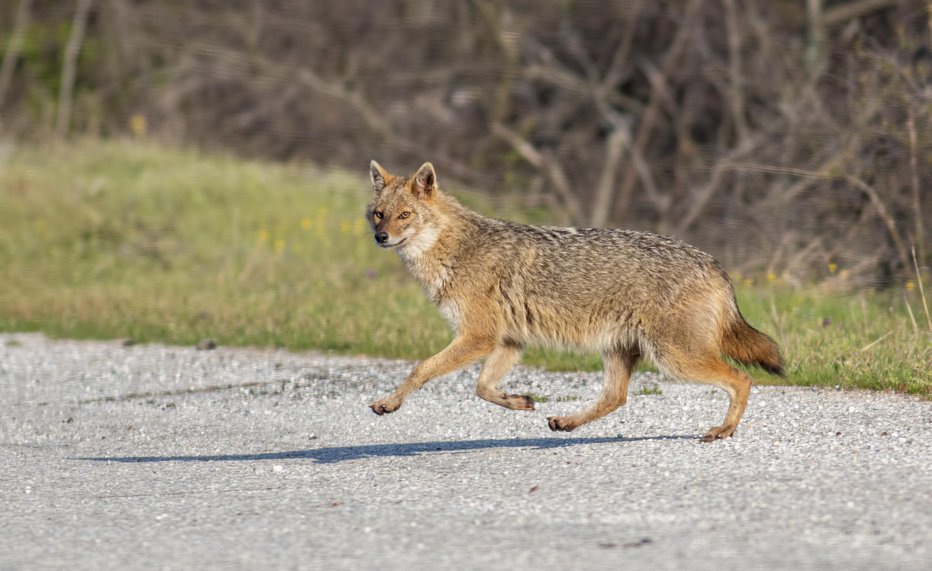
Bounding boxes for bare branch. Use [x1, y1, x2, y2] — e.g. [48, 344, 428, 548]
[722, 0, 749, 142]
[847, 176, 912, 273]
[491, 122, 585, 225]
[806, 0, 824, 68]
[612, 0, 703, 223]
[0, 0, 33, 110]
[589, 119, 629, 227]
[600, 1, 642, 92]
[906, 108, 924, 265]
[675, 135, 762, 235]
[630, 147, 667, 213]
[725, 161, 911, 271]
[822, 0, 902, 27]
[56, 0, 94, 139]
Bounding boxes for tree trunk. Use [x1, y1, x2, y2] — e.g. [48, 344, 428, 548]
[56, 0, 94, 139]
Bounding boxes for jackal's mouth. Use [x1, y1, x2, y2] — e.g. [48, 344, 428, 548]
[377, 237, 407, 249]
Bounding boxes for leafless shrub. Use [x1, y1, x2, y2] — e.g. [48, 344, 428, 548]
[1, 0, 928, 288]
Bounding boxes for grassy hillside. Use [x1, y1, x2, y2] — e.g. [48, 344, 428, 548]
[1, 141, 928, 396]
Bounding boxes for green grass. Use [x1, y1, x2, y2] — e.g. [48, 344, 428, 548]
[633, 383, 663, 396]
[1, 140, 929, 397]
[734, 284, 931, 395]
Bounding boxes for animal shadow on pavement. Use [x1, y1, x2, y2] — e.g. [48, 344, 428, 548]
[75, 435, 692, 465]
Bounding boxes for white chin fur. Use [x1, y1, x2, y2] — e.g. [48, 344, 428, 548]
[398, 225, 440, 260]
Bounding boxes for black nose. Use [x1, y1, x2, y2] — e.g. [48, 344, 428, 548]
[375, 232, 389, 244]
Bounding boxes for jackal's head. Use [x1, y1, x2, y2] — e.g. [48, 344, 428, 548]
[366, 160, 441, 253]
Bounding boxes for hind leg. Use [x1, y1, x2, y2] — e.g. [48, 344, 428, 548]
[664, 352, 752, 442]
[700, 363, 752, 442]
[548, 348, 640, 432]
[475, 343, 534, 410]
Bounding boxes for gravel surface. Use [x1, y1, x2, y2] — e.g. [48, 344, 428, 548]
[1, 332, 930, 570]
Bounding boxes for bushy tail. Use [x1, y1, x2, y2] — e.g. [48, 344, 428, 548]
[721, 312, 785, 376]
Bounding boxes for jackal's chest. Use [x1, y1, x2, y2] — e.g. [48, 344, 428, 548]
[401, 253, 460, 328]
[407, 261, 449, 296]
[422, 271, 463, 330]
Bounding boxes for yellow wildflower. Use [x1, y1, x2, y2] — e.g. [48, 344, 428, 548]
[129, 113, 147, 137]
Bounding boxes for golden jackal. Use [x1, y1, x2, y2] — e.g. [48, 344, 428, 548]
[366, 161, 783, 441]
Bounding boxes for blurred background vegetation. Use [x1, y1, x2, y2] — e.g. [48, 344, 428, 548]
[0, 1, 929, 394]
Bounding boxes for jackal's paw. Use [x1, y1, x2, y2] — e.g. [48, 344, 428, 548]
[701, 424, 737, 443]
[547, 416, 577, 432]
[369, 397, 401, 415]
[506, 394, 536, 411]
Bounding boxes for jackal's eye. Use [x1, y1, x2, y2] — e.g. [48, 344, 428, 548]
[399, 211, 411, 219]
[374, 211, 384, 220]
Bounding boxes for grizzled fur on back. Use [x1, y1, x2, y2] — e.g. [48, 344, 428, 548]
[366, 160, 783, 442]
[369, 166, 753, 368]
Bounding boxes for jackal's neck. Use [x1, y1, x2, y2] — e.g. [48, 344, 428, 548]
[396, 192, 482, 301]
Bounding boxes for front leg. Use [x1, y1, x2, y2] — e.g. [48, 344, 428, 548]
[370, 335, 494, 415]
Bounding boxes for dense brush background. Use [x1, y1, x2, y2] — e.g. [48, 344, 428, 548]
[1, 0, 929, 286]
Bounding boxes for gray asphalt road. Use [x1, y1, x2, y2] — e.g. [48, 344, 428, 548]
[1, 333, 930, 570]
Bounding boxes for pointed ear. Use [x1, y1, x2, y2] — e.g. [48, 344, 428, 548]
[370, 160, 393, 194]
[411, 162, 437, 199]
